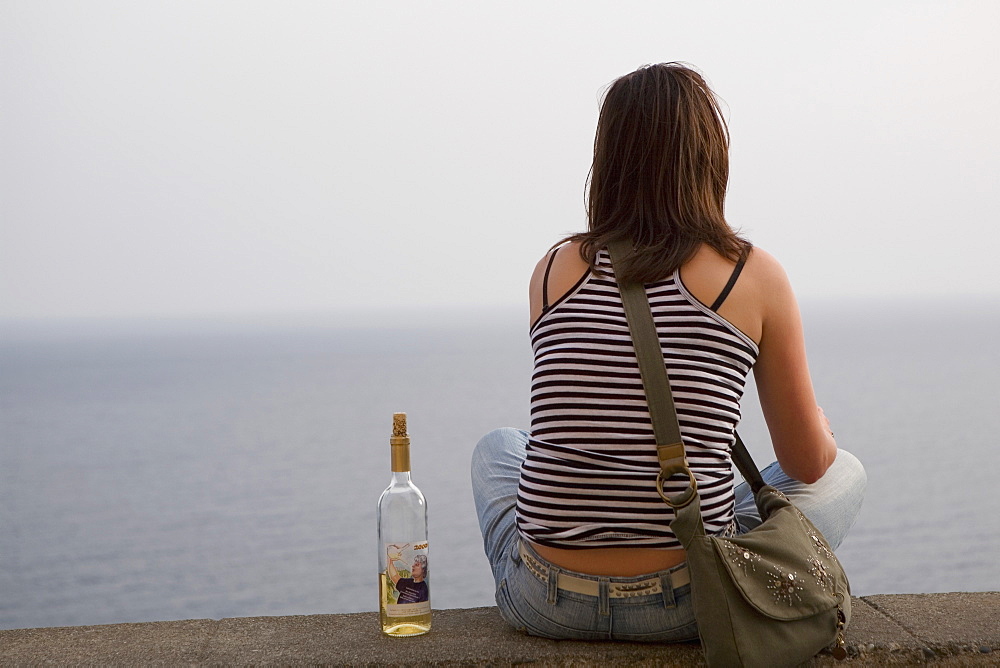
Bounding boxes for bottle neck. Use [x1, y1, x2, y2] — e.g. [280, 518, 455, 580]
[391, 471, 411, 485]
[390, 439, 410, 472]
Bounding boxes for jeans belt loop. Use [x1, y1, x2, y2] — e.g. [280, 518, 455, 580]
[546, 566, 560, 605]
[598, 578, 610, 616]
[660, 572, 676, 609]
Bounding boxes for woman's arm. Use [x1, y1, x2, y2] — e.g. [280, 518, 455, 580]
[751, 249, 837, 483]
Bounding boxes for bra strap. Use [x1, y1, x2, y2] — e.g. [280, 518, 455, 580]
[540, 246, 560, 312]
[709, 247, 749, 312]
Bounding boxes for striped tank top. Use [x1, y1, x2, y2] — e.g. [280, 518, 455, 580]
[515, 248, 759, 549]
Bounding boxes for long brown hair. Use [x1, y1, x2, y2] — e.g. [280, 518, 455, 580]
[566, 63, 748, 283]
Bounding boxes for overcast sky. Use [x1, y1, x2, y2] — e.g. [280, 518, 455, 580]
[2, 1, 998, 320]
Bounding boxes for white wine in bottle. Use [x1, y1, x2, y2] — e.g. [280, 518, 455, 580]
[377, 412, 431, 636]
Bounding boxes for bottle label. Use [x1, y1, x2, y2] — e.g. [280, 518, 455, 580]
[382, 541, 430, 617]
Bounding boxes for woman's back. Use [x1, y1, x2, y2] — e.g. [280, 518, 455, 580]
[519, 245, 758, 553]
[531, 239, 836, 483]
[523, 239, 837, 575]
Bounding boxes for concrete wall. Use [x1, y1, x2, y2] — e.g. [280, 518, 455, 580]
[1, 592, 998, 666]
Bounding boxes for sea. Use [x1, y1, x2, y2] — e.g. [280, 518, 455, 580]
[1, 298, 998, 631]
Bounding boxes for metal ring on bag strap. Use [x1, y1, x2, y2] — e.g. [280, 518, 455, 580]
[656, 468, 699, 508]
[655, 441, 699, 508]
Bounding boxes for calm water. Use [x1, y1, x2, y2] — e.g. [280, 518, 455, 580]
[1, 300, 998, 630]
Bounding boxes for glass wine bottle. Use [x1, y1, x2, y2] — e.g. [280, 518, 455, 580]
[376, 412, 431, 636]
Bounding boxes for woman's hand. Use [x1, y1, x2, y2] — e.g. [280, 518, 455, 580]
[817, 406, 834, 438]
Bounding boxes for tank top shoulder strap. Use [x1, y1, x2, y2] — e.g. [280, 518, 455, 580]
[709, 243, 751, 312]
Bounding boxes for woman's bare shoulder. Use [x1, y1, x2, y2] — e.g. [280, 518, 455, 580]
[529, 241, 590, 326]
[743, 245, 788, 283]
[741, 245, 796, 307]
[533, 240, 584, 267]
[530, 241, 587, 286]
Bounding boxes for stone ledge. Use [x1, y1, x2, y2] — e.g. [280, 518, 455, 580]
[1, 593, 997, 666]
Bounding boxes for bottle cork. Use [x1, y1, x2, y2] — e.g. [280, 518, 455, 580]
[390, 412, 411, 472]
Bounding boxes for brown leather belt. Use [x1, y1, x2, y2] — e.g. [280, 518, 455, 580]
[518, 542, 690, 599]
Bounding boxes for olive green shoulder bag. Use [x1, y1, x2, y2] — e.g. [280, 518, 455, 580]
[608, 240, 850, 668]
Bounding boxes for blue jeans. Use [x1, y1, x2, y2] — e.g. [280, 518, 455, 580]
[471, 427, 866, 641]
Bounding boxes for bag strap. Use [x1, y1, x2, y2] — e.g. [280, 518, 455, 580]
[733, 432, 766, 494]
[607, 240, 767, 503]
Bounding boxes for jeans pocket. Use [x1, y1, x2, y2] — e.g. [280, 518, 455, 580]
[609, 586, 699, 642]
[495, 579, 529, 633]
[502, 568, 612, 641]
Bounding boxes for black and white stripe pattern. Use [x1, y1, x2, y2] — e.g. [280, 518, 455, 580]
[516, 249, 759, 549]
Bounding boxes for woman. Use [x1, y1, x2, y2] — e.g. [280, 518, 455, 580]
[472, 63, 866, 641]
